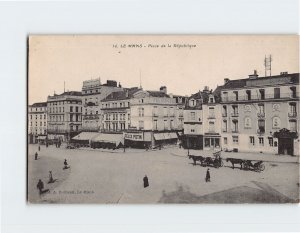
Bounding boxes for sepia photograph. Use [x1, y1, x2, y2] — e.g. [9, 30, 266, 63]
[27, 35, 299, 204]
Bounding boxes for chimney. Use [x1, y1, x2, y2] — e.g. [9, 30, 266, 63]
[159, 86, 167, 94]
[203, 86, 210, 93]
[224, 78, 230, 84]
[280, 71, 288, 76]
[249, 70, 258, 79]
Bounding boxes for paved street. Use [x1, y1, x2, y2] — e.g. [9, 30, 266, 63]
[28, 144, 299, 204]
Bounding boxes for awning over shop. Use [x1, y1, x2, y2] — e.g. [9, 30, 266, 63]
[37, 135, 46, 140]
[92, 133, 124, 145]
[154, 132, 178, 140]
[72, 132, 98, 141]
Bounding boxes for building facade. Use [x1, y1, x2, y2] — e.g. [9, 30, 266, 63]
[82, 79, 123, 132]
[219, 71, 299, 155]
[101, 87, 140, 132]
[47, 91, 83, 141]
[28, 102, 47, 143]
[125, 87, 180, 148]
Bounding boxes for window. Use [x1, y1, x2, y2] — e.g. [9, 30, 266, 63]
[70, 106, 73, 112]
[274, 88, 280, 99]
[223, 120, 227, 132]
[259, 137, 264, 146]
[246, 90, 251, 100]
[191, 129, 195, 132]
[163, 107, 168, 117]
[209, 97, 214, 103]
[289, 103, 297, 116]
[258, 119, 265, 133]
[190, 112, 195, 121]
[232, 105, 238, 116]
[268, 137, 274, 146]
[224, 137, 228, 145]
[244, 117, 252, 128]
[249, 136, 255, 145]
[209, 107, 215, 118]
[44, 122, 46, 126]
[139, 108, 144, 117]
[40, 115, 42, 119]
[209, 122, 215, 132]
[76, 107, 78, 112]
[232, 120, 238, 132]
[170, 120, 174, 129]
[259, 89, 265, 100]
[30, 115, 32, 119]
[223, 92, 228, 101]
[153, 106, 158, 116]
[272, 117, 281, 129]
[290, 86, 297, 98]
[138, 120, 144, 130]
[289, 120, 297, 132]
[164, 120, 168, 130]
[232, 136, 239, 144]
[258, 104, 265, 114]
[154, 120, 158, 130]
[222, 105, 227, 116]
[44, 115, 46, 119]
[233, 91, 238, 101]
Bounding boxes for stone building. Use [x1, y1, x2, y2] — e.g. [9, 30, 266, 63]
[125, 86, 180, 148]
[28, 102, 47, 143]
[81, 79, 123, 131]
[219, 71, 299, 156]
[47, 91, 83, 141]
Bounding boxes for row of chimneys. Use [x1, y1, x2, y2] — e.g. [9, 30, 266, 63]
[224, 70, 289, 84]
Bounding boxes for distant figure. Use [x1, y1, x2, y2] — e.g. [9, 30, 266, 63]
[205, 168, 211, 182]
[36, 179, 44, 195]
[63, 159, 68, 169]
[38, 145, 41, 151]
[34, 152, 38, 160]
[48, 171, 54, 183]
[143, 175, 149, 188]
[46, 142, 48, 148]
[123, 145, 126, 153]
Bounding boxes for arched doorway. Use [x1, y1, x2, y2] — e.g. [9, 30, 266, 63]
[273, 128, 298, 156]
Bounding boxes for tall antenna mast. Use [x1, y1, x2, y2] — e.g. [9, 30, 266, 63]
[264, 55, 272, 77]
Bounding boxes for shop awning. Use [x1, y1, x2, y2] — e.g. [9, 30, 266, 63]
[154, 133, 165, 140]
[92, 133, 124, 145]
[163, 132, 178, 139]
[72, 132, 99, 141]
[37, 135, 46, 140]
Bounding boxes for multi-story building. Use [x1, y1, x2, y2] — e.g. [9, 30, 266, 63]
[183, 91, 204, 149]
[125, 86, 180, 148]
[47, 91, 83, 141]
[202, 87, 222, 151]
[101, 87, 140, 132]
[28, 102, 47, 143]
[219, 71, 299, 156]
[82, 79, 123, 131]
[171, 94, 187, 131]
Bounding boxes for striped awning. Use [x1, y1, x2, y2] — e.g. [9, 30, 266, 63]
[72, 132, 98, 141]
[92, 133, 124, 145]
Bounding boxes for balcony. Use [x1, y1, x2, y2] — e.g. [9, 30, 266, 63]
[257, 112, 265, 118]
[221, 92, 299, 102]
[257, 128, 265, 134]
[288, 112, 297, 118]
[208, 114, 216, 119]
[222, 113, 227, 117]
[152, 113, 159, 117]
[231, 129, 239, 133]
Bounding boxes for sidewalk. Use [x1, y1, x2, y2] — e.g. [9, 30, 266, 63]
[168, 148, 300, 164]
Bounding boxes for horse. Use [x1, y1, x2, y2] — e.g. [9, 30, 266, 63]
[226, 158, 244, 169]
[188, 155, 205, 166]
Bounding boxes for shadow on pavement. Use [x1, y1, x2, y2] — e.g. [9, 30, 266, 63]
[158, 182, 296, 204]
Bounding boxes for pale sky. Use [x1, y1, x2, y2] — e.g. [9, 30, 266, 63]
[28, 35, 299, 104]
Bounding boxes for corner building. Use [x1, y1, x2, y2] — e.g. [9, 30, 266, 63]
[219, 71, 299, 156]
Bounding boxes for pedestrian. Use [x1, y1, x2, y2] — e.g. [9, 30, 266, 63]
[63, 159, 68, 169]
[36, 179, 44, 195]
[34, 152, 38, 160]
[48, 171, 54, 183]
[143, 175, 149, 188]
[205, 168, 211, 182]
[38, 145, 41, 151]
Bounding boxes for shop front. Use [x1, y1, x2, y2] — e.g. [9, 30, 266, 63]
[204, 133, 221, 150]
[273, 128, 298, 156]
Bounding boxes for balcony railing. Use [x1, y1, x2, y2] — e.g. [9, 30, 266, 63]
[257, 128, 265, 134]
[222, 92, 299, 102]
[288, 112, 297, 117]
[222, 113, 227, 117]
[257, 112, 265, 118]
[231, 112, 239, 117]
[231, 129, 239, 133]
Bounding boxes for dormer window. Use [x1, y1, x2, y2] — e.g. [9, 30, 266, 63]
[209, 97, 214, 103]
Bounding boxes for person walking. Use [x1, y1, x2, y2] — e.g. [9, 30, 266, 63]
[36, 179, 44, 195]
[143, 175, 149, 188]
[48, 171, 54, 183]
[34, 152, 38, 160]
[38, 145, 41, 151]
[205, 168, 211, 182]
